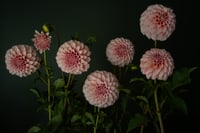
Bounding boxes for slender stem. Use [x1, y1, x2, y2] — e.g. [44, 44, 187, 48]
[153, 81, 164, 133]
[94, 107, 100, 133]
[140, 125, 144, 133]
[63, 74, 72, 107]
[36, 71, 47, 85]
[154, 40, 157, 48]
[43, 51, 51, 121]
[65, 74, 72, 89]
[146, 104, 160, 133]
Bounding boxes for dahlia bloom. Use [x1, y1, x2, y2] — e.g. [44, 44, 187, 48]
[140, 48, 174, 80]
[32, 30, 51, 53]
[83, 70, 119, 108]
[140, 4, 176, 41]
[5, 45, 40, 77]
[56, 40, 91, 75]
[106, 37, 134, 67]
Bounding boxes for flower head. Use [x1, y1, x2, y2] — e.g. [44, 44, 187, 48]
[140, 4, 176, 41]
[32, 30, 51, 53]
[140, 48, 174, 80]
[106, 37, 134, 67]
[5, 45, 40, 77]
[56, 40, 91, 75]
[83, 70, 119, 108]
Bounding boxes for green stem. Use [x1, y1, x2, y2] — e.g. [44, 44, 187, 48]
[94, 107, 100, 133]
[146, 104, 160, 133]
[153, 81, 164, 133]
[36, 71, 47, 85]
[44, 51, 51, 121]
[65, 74, 72, 89]
[154, 40, 157, 48]
[140, 125, 144, 133]
[64, 74, 74, 107]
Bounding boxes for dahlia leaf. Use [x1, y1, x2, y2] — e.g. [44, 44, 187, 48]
[119, 88, 131, 94]
[27, 126, 41, 133]
[136, 96, 149, 104]
[55, 91, 65, 97]
[120, 95, 129, 112]
[170, 96, 188, 114]
[54, 99, 65, 114]
[172, 67, 197, 89]
[71, 114, 81, 123]
[30, 88, 41, 98]
[85, 112, 95, 125]
[129, 77, 145, 83]
[127, 113, 148, 133]
[49, 114, 63, 126]
[54, 78, 65, 89]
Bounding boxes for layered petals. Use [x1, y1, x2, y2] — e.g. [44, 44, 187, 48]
[83, 70, 119, 108]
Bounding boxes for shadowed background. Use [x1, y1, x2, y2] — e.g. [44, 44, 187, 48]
[0, 0, 199, 132]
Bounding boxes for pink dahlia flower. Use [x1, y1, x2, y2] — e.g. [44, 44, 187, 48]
[5, 45, 40, 77]
[140, 48, 174, 80]
[140, 4, 176, 41]
[32, 30, 51, 53]
[56, 40, 91, 75]
[83, 70, 119, 108]
[106, 37, 134, 67]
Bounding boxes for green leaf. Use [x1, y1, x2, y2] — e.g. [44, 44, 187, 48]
[55, 91, 66, 97]
[86, 121, 93, 125]
[136, 96, 149, 104]
[54, 78, 65, 89]
[27, 126, 41, 133]
[120, 95, 129, 112]
[54, 99, 65, 114]
[127, 113, 148, 133]
[71, 114, 81, 123]
[172, 67, 197, 89]
[49, 114, 63, 126]
[170, 96, 188, 114]
[129, 77, 145, 83]
[120, 88, 131, 94]
[85, 112, 95, 125]
[29, 88, 40, 98]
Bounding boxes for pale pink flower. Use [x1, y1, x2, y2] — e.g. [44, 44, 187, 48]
[56, 40, 91, 75]
[5, 45, 40, 77]
[83, 70, 119, 108]
[32, 30, 51, 53]
[140, 48, 174, 80]
[140, 4, 176, 41]
[106, 37, 134, 67]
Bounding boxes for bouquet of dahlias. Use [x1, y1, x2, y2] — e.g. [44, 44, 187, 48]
[5, 4, 196, 133]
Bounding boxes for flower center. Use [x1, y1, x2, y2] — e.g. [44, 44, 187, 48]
[115, 44, 127, 57]
[95, 83, 107, 96]
[65, 51, 80, 67]
[154, 11, 169, 27]
[12, 55, 27, 70]
[35, 35, 50, 48]
[152, 53, 164, 68]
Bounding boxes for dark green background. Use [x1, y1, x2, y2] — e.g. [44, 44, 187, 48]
[0, 0, 199, 132]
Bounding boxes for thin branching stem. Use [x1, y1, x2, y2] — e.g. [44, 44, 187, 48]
[94, 107, 100, 133]
[44, 51, 51, 121]
[154, 80, 165, 133]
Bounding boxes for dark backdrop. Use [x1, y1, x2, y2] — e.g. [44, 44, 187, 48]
[0, 0, 199, 132]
